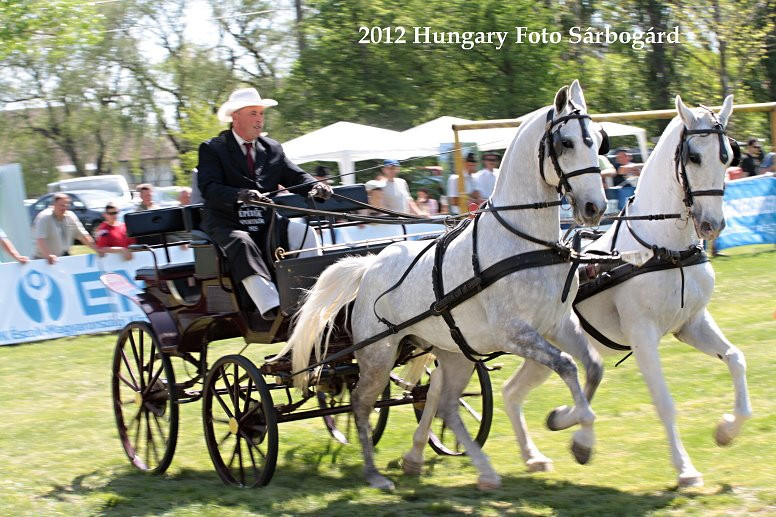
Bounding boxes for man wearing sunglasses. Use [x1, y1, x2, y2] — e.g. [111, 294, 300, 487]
[741, 138, 764, 177]
[95, 202, 134, 260]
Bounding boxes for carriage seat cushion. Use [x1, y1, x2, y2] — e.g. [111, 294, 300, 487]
[136, 262, 195, 281]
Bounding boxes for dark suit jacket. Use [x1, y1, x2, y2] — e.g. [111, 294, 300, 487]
[197, 129, 315, 219]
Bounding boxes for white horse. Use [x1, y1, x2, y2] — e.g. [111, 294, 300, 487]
[276, 80, 608, 490]
[557, 95, 749, 488]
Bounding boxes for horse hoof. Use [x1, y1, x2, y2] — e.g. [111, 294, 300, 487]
[546, 406, 573, 431]
[526, 458, 553, 472]
[477, 475, 502, 491]
[402, 456, 423, 476]
[367, 475, 395, 491]
[714, 415, 737, 447]
[571, 441, 592, 465]
[678, 473, 704, 488]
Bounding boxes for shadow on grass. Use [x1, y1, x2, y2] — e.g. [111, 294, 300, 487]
[40, 453, 685, 517]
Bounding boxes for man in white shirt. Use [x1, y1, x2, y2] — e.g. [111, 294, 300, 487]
[472, 151, 500, 199]
[34, 193, 99, 264]
[377, 160, 422, 215]
[447, 152, 479, 214]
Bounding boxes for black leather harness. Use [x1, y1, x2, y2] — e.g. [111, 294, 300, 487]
[572, 197, 709, 352]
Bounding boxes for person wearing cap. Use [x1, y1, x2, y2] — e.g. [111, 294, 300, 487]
[446, 152, 479, 214]
[473, 151, 500, 199]
[374, 159, 422, 215]
[197, 87, 332, 319]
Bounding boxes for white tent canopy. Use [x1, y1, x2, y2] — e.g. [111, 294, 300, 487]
[281, 118, 650, 185]
[282, 121, 418, 185]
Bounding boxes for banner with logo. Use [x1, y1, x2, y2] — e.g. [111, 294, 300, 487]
[716, 175, 776, 251]
[0, 247, 192, 346]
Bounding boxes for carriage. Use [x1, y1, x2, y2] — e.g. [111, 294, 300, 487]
[103, 184, 495, 488]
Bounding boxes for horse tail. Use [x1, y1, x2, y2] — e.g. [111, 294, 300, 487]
[272, 254, 379, 391]
[403, 352, 434, 389]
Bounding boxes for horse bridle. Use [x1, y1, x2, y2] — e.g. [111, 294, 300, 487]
[538, 104, 608, 196]
[674, 105, 740, 208]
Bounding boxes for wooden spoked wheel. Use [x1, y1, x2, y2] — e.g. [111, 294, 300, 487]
[317, 378, 390, 446]
[413, 361, 493, 456]
[112, 321, 178, 474]
[202, 355, 278, 487]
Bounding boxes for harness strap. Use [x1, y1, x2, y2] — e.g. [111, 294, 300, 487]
[572, 246, 708, 352]
[489, 200, 561, 250]
[372, 238, 438, 328]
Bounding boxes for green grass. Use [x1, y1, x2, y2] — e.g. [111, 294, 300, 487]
[0, 246, 774, 516]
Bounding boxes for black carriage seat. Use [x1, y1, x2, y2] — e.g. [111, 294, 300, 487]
[125, 207, 196, 282]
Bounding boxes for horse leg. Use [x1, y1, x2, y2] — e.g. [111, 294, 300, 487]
[352, 343, 398, 490]
[502, 359, 554, 472]
[402, 361, 443, 475]
[543, 314, 604, 457]
[434, 350, 501, 490]
[675, 309, 752, 446]
[497, 321, 596, 465]
[625, 322, 703, 488]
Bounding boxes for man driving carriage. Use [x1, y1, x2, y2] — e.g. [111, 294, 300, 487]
[197, 87, 333, 319]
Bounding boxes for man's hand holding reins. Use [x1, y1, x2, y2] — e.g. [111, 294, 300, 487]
[237, 189, 272, 205]
[310, 182, 333, 200]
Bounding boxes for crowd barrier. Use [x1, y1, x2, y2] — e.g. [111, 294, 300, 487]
[0, 247, 192, 346]
[715, 175, 775, 250]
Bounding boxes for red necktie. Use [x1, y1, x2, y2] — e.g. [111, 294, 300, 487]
[244, 142, 255, 177]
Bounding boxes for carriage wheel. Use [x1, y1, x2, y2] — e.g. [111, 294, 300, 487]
[202, 354, 278, 487]
[413, 361, 493, 456]
[317, 379, 390, 446]
[112, 321, 178, 474]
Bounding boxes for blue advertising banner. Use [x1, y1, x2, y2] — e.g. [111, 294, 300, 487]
[715, 175, 776, 251]
[0, 247, 192, 346]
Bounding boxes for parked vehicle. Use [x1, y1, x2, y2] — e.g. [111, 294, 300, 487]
[47, 175, 132, 203]
[29, 190, 131, 236]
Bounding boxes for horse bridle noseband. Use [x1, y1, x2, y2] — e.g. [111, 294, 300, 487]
[538, 105, 606, 196]
[674, 105, 739, 208]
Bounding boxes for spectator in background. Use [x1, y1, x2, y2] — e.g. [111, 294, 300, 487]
[447, 152, 479, 214]
[760, 150, 775, 174]
[599, 154, 617, 188]
[0, 226, 28, 263]
[741, 138, 764, 177]
[135, 183, 159, 211]
[95, 202, 134, 261]
[473, 151, 500, 198]
[178, 187, 192, 206]
[415, 188, 439, 215]
[33, 193, 100, 264]
[374, 159, 422, 215]
[612, 148, 643, 186]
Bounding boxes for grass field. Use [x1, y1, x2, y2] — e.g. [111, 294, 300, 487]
[0, 246, 774, 516]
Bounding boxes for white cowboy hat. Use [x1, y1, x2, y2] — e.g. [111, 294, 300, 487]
[216, 88, 278, 123]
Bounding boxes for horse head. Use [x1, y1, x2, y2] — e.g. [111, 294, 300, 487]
[674, 94, 735, 240]
[541, 80, 607, 226]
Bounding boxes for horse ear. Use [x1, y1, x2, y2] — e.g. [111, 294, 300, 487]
[568, 79, 587, 111]
[554, 85, 569, 114]
[718, 94, 734, 127]
[675, 95, 696, 128]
